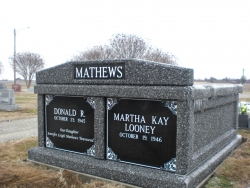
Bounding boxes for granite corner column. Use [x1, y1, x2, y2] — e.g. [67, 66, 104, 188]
[94, 97, 105, 159]
[37, 94, 45, 147]
[176, 99, 195, 175]
[234, 94, 239, 130]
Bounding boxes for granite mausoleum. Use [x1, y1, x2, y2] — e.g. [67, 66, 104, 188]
[28, 59, 242, 188]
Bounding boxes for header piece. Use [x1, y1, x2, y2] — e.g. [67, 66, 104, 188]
[36, 59, 194, 86]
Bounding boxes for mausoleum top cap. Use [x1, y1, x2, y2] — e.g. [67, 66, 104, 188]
[36, 59, 193, 86]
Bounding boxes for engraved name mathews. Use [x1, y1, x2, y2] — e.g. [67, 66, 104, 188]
[74, 63, 125, 79]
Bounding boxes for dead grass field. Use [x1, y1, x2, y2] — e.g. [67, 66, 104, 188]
[242, 83, 250, 92]
[240, 84, 250, 102]
[204, 130, 250, 188]
[0, 137, 126, 188]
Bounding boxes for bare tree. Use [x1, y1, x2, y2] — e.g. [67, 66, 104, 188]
[72, 45, 114, 61]
[109, 33, 149, 59]
[9, 52, 45, 88]
[0, 61, 3, 75]
[143, 47, 177, 66]
[72, 33, 177, 66]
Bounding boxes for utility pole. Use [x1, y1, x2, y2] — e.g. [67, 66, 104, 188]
[241, 68, 245, 85]
[13, 27, 29, 85]
[14, 29, 16, 84]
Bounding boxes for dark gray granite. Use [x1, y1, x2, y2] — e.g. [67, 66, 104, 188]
[187, 94, 239, 174]
[34, 84, 242, 101]
[34, 85, 193, 100]
[94, 97, 105, 159]
[29, 59, 243, 188]
[203, 84, 243, 98]
[193, 95, 238, 112]
[37, 94, 45, 147]
[36, 59, 193, 86]
[175, 100, 195, 175]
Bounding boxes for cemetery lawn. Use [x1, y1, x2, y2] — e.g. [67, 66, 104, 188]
[203, 129, 250, 188]
[239, 83, 250, 102]
[0, 137, 126, 188]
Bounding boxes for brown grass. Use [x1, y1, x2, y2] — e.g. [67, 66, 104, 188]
[242, 83, 250, 92]
[213, 143, 250, 187]
[83, 180, 126, 188]
[204, 130, 250, 188]
[240, 84, 250, 102]
[0, 137, 126, 188]
[0, 137, 61, 188]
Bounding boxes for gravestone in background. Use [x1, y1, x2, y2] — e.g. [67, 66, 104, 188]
[0, 83, 7, 90]
[238, 114, 249, 128]
[0, 89, 19, 111]
[12, 84, 21, 92]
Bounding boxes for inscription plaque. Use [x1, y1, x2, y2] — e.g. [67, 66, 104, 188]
[45, 95, 95, 156]
[74, 63, 125, 79]
[107, 98, 177, 172]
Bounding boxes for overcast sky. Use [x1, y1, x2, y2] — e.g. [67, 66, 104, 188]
[0, 0, 249, 80]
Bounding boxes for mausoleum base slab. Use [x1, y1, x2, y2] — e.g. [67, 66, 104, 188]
[28, 135, 242, 188]
[27, 159, 140, 188]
